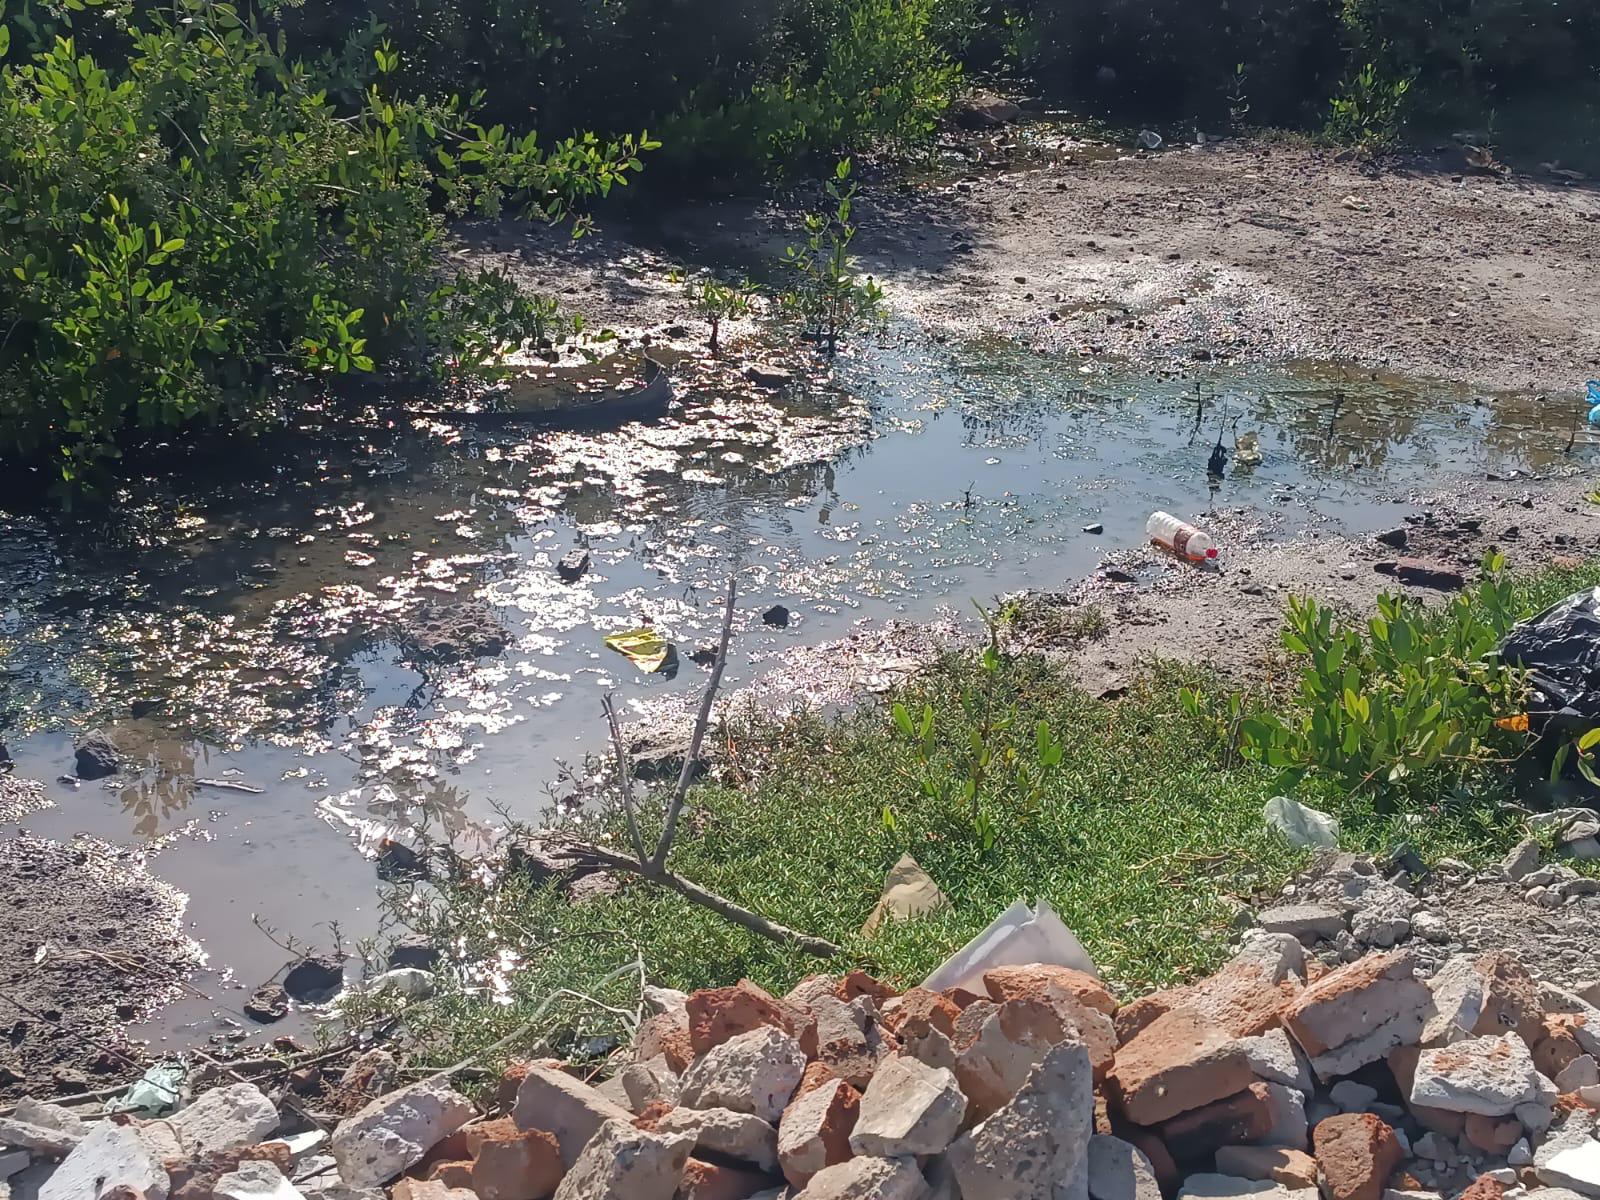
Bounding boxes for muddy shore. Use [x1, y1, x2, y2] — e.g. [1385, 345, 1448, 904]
[473, 136, 1600, 394]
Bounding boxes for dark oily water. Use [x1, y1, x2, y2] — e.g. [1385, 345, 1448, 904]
[0, 334, 1587, 1041]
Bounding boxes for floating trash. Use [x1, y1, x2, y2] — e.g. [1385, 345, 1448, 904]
[604, 627, 673, 673]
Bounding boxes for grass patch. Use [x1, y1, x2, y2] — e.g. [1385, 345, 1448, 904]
[375, 559, 1599, 1072]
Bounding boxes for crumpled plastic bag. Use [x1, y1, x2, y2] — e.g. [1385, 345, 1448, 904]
[604, 627, 672, 673]
[1500, 587, 1600, 732]
[922, 897, 1096, 994]
[106, 1061, 184, 1116]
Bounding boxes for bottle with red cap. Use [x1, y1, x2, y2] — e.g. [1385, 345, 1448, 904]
[1146, 511, 1218, 562]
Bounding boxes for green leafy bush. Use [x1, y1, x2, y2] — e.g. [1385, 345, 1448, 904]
[0, 0, 651, 482]
[1237, 554, 1526, 809]
[1325, 61, 1414, 149]
[779, 159, 885, 357]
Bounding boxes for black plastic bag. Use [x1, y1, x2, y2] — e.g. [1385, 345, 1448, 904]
[1500, 586, 1600, 732]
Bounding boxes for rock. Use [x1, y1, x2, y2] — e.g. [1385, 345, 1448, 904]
[850, 1055, 965, 1157]
[1530, 809, 1600, 843]
[169, 1083, 281, 1156]
[467, 1119, 562, 1200]
[1084, 523, 1105, 535]
[1410, 912, 1450, 943]
[1559, 1055, 1600, 1093]
[330, 1079, 475, 1187]
[953, 93, 1022, 129]
[947, 1040, 1094, 1200]
[510, 1062, 632, 1166]
[1109, 1007, 1255, 1124]
[1284, 950, 1430, 1076]
[1213, 1148, 1318, 1189]
[1264, 797, 1340, 850]
[1089, 1135, 1163, 1200]
[1313, 1114, 1405, 1200]
[0, 1151, 29, 1181]
[982, 965, 1118, 1016]
[551, 1119, 692, 1200]
[40, 1121, 170, 1200]
[74, 731, 121, 779]
[687, 980, 816, 1058]
[213, 1161, 305, 1200]
[777, 1077, 859, 1188]
[745, 364, 794, 390]
[811, 994, 890, 1088]
[386, 935, 440, 971]
[1412, 1034, 1546, 1116]
[1238, 1028, 1313, 1092]
[793, 1155, 925, 1199]
[392, 1184, 473, 1200]
[677, 1159, 777, 1200]
[679, 1026, 808, 1124]
[1158, 1081, 1275, 1161]
[1463, 1113, 1522, 1155]
[1538, 1141, 1600, 1198]
[0, 1098, 88, 1156]
[1374, 560, 1466, 591]
[619, 1055, 682, 1113]
[1257, 905, 1346, 942]
[555, 549, 590, 582]
[1330, 1081, 1378, 1113]
[283, 955, 345, 1002]
[656, 1107, 779, 1173]
[1176, 1174, 1315, 1200]
[761, 605, 791, 629]
[636, 1007, 694, 1073]
[957, 994, 1113, 1116]
[1258, 1083, 1310, 1151]
[883, 988, 961, 1041]
[245, 983, 290, 1023]
[1376, 528, 1409, 550]
[1503, 841, 1542, 880]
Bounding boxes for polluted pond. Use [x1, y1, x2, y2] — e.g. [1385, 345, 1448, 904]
[0, 330, 1595, 1060]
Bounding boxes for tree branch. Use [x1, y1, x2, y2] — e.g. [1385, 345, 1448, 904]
[602, 691, 647, 863]
[650, 573, 737, 873]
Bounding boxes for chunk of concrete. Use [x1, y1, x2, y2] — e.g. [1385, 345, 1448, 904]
[0, 1099, 88, 1157]
[793, 1155, 926, 1199]
[1238, 1028, 1314, 1092]
[850, 1055, 966, 1157]
[1213, 1147, 1318, 1189]
[40, 1121, 170, 1200]
[1256, 906, 1346, 942]
[1089, 1135, 1163, 1200]
[551, 1119, 692, 1200]
[1109, 1007, 1255, 1125]
[214, 1161, 306, 1200]
[170, 1083, 281, 1156]
[655, 1107, 779, 1173]
[948, 1040, 1094, 1200]
[330, 1080, 475, 1187]
[1412, 1034, 1547, 1116]
[778, 1077, 860, 1188]
[510, 1062, 631, 1166]
[679, 1026, 807, 1124]
[1284, 951, 1429, 1075]
[1538, 1141, 1600, 1198]
[1177, 1174, 1317, 1200]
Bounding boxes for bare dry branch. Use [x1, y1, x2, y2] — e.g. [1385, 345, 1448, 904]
[651, 573, 737, 873]
[602, 691, 647, 863]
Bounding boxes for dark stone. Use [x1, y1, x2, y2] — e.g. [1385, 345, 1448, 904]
[952, 95, 1021, 130]
[1502, 525, 1521, 539]
[761, 604, 791, 629]
[556, 549, 591, 583]
[0, 1065, 24, 1088]
[0, 742, 11, 771]
[130, 698, 163, 719]
[115, 1002, 138, 1020]
[244, 982, 290, 1023]
[376, 837, 425, 882]
[282, 955, 345, 1003]
[387, 934, 440, 971]
[74, 731, 121, 780]
[1082, 523, 1104, 535]
[1104, 567, 1137, 583]
[1375, 527, 1409, 550]
[1456, 518, 1482, 534]
[688, 647, 718, 668]
[745, 363, 794, 390]
[1374, 559, 1466, 591]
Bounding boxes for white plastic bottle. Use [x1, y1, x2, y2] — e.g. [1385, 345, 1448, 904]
[1146, 511, 1218, 561]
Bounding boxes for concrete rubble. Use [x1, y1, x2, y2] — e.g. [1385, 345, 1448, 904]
[17, 842, 1600, 1200]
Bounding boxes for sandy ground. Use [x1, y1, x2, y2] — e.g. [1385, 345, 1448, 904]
[465, 134, 1600, 394]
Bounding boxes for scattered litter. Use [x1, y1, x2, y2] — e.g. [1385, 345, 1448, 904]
[195, 778, 265, 794]
[922, 896, 1096, 993]
[604, 627, 673, 673]
[105, 1061, 184, 1116]
[1138, 130, 1163, 150]
[557, 549, 591, 582]
[861, 853, 949, 935]
[1263, 795, 1340, 849]
[1147, 511, 1218, 562]
[1340, 194, 1370, 212]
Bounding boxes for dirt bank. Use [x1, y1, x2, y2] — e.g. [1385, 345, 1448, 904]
[0, 834, 201, 1100]
[473, 135, 1600, 394]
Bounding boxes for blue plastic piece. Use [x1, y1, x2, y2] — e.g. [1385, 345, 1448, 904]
[1589, 403, 1600, 427]
[1589, 380, 1600, 406]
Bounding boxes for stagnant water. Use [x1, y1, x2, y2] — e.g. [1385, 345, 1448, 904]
[0, 330, 1587, 1044]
